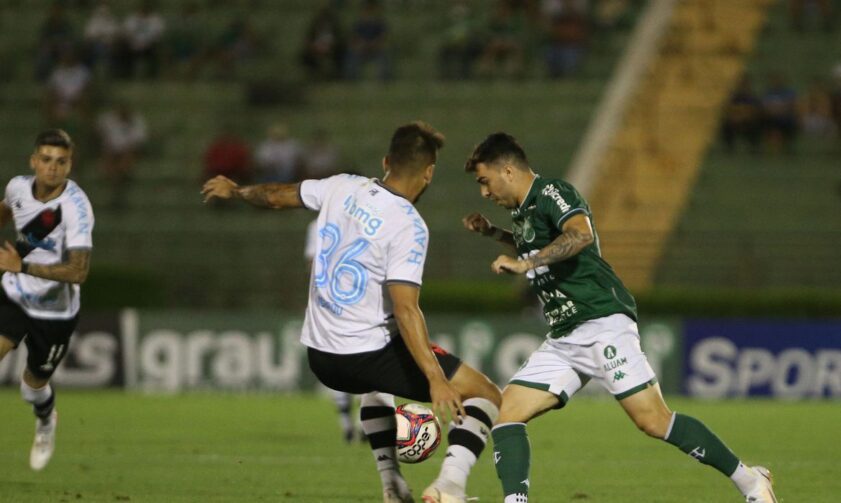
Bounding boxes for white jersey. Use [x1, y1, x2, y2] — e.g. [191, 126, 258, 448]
[299, 174, 428, 354]
[2, 176, 94, 320]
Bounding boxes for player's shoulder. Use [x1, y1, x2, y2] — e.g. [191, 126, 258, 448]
[60, 180, 95, 216]
[5, 175, 32, 194]
[536, 176, 582, 204]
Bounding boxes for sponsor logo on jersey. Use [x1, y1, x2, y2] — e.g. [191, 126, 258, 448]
[541, 184, 571, 213]
[613, 370, 627, 382]
[604, 345, 617, 359]
[342, 195, 383, 236]
[603, 357, 628, 372]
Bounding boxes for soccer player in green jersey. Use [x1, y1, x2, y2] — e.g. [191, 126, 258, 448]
[462, 133, 777, 503]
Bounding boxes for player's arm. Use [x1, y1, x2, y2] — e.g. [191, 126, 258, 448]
[0, 244, 91, 284]
[492, 213, 594, 274]
[388, 283, 466, 423]
[0, 201, 11, 228]
[462, 212, 516, 249]
[201, 175, 303, 209]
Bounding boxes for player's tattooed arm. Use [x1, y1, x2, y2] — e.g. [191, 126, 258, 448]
[462, 213, 516, 248]
[201, 175, 303, 209]
[529, 213, 594, 268]
[491, 213, 594, 275]
[0, 245, 91, 284]
[235, 183, 303, 209]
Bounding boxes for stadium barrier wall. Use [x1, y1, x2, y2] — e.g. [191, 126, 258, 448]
[0, 310, 838, 398]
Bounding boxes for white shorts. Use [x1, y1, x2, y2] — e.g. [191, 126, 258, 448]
[508, 314, 657, 405]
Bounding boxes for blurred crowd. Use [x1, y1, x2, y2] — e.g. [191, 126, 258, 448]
[720, 66, 841, 154]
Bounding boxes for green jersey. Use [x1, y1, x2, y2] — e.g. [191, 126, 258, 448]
[511, 176, 637, 338]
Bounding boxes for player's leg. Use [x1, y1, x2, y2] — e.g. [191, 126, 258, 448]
[423, 361, 502, 502]
[358, 391, 413, 503]
[592, 314, 777, 502]
[491, 384, 563, 503]
[20, 315, 77, 471]
[490, 339, 587, 503]
[307, 346, 415, 503]
[0, 334, 15, 360]
[619, 385, 777, 502]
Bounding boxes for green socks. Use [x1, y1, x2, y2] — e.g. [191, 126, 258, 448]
[492, 423, 531, 500]
[665, 413, 740, 476]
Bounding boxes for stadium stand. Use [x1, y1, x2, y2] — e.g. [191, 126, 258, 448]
[656, 1, 841, 289]
[0, 1, 638, 308]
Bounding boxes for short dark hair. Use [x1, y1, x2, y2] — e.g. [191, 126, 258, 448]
[387, 121, 445, 173]
[465, 132, 528, 172]
[34, 129, 74, 151]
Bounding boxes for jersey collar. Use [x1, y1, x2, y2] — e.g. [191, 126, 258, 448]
[374, 179, 412, 202]
[513, 174, 540, 216]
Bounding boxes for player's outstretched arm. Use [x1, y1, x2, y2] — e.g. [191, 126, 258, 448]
[201, 175, 303, 209]
[0, 244, 91, 284]
[462, 212, 516, 248]
[388, 283, 466, 424]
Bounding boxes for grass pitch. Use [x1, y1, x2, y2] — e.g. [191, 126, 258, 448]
[0, 390, 834, 502]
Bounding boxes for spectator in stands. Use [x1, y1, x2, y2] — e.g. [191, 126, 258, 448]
[254, 124, 305, 183]
[203, 126, 252, 184]
[437, 2, 483, 80]
[211, 17, 262, 80]
[789, 0, 835, 32]
[167, 3, 206, 80]
[303, 129, 341, 180]
[96, 102, 148, 209]
[721, 74, 763, 154]
[83, 2, 120, 76]
[761, 72, 799, 153]
[345, 0, 392, 81]
[477, 0, 527, 79]
[300, 6, 347, 81]
[117, 0, 166, 79]
[35, 3, 75, 82]
[543, 0, 590, 79]
[45, 49, 92, 124]
[798, 78, 836, 136]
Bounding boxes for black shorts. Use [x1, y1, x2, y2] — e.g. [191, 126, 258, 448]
[0, 289, 79, 379]
[307, 335, 462, 402]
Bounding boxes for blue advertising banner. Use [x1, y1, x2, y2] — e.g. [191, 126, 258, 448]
[683, 320, 841, 398]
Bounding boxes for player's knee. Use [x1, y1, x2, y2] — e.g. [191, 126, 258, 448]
[633, 411, 670, 438]
[477, 379, 502, 408]
[22, 368, 51, 390]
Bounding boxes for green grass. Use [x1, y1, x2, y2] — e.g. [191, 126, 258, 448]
[0, 391, 835, 502]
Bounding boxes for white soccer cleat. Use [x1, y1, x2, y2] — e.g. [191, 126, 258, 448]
[421, 484, 467, 503]
[383, 477, 413, 503]
[745, 466, 778, 503]
[30, 410, 57, 471]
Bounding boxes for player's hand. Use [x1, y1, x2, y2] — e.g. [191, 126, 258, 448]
[429, 377, 466, 425]
[492, 254, 531, 275]
[462, 213, 493, 236]
[0, 241, 22, 273]
[201, 175, 239, 202]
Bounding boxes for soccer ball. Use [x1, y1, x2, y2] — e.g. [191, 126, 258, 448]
[395, 403, 442, 463]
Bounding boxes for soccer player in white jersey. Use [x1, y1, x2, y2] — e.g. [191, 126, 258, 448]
[0, 129, 95, 471]
[203, 122, 502, 503]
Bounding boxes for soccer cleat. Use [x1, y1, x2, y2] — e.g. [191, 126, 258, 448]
[745, 466, 778, 503]
[421, 484, 467, 503]
[383, 477, 413, 503]
[30, 410, 57, 471]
